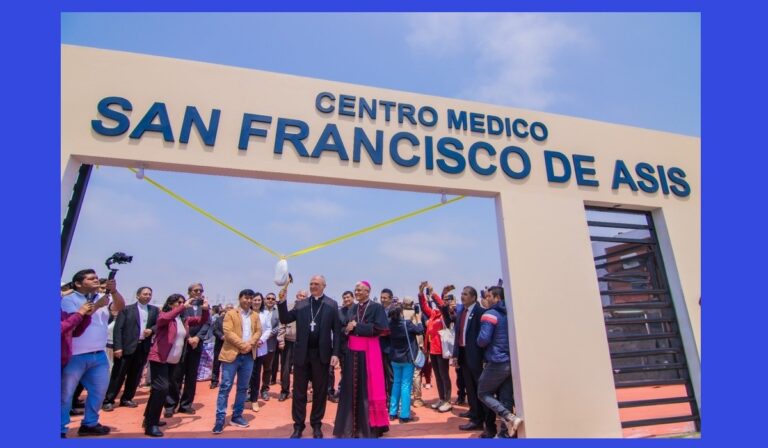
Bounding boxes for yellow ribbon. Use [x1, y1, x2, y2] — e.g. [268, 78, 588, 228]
[128, 168, 281, 258]
[285, 195, 465, 258]
[128, 168, 465, 259]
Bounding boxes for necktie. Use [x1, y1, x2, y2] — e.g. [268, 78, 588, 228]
[458, 308, 468, 347]
[137, 306, 143, 339]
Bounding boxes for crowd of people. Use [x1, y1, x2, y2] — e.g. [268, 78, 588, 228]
[60, 269, 522, 439]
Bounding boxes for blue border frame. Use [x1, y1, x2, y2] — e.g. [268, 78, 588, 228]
[9, 0, 763, 446]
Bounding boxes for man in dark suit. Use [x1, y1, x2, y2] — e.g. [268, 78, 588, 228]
[328, 290, 354, 402]
[165, 282, 212, 416]
[444, 286, 497, 438]
[102, 286, 158, 410]
[277, 275, 341, 439]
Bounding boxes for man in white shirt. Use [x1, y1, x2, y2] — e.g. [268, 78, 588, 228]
[60, 269, 125, 437]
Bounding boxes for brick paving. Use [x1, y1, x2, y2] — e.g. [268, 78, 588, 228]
[65, 368, 482, 439]
[65, 368, 696, 438]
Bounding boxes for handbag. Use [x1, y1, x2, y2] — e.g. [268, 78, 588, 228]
[437, 316, 455, 359]
[404, 321, 426, 368]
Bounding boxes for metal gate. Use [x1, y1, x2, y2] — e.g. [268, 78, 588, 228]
[586, 207, 700, 435]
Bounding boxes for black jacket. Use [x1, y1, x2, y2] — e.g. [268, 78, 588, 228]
[212, 314, 225, 341]
[388, 318, 424, 364]
[444, 302, 486, 371]
[183, 305, 210, 340]
[338, 305, 353, 355]
[278, 295, 341, 365]
[113, 302, 159, 355]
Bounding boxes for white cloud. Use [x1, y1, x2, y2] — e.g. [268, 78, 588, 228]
[221, 177, 270, 199]
[378, 229, 472, 266]
[280, 197, 349, 220]
[79, 185, 159, 232]
[406, 13, 591, 110]
[267, 220, 324, 248]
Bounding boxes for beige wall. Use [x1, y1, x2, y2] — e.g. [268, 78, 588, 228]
[61, 45, 700, 437]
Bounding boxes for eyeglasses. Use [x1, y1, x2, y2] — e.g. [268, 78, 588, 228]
[192, 289, 204, 293]
[266, 297, 276, 300]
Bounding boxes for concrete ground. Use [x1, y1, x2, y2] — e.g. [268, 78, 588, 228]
[65, 368, 697, 438]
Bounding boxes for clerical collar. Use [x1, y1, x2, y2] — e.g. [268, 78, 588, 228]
[356, 300, 370, 321]
[311, 295, 323, 303]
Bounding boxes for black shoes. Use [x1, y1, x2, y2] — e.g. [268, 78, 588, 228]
[261, 391, 270, 401]
[459, 411, 472, 418]
[454, 397, 467, 405]
[312, 427, 323, 439]
[101, 402, 114, 412]
[120, 400, 138, 408]
[142, 420, 167, 428]
[389, 414, 397, 421]
[459, 422, 483, 431]
[164, 408, 174, 418]
[177, 407, 196, 415]
[210, 381, 219, 389]
[78, 423, 111, 436]
[69, 408, 84, 416]
[145, 425, 164, 437]
[278, 392, 289, 402]
[480, 431, 497, 438]
[399, 417, 413, 424]
[290, 428, 303, 438]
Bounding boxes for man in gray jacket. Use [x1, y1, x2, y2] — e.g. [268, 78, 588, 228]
[259, 292, 280, 400]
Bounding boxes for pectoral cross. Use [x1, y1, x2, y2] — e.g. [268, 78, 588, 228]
[310, 321, 316, 332]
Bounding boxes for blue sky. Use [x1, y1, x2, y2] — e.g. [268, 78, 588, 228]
[61, 13, 700, 306]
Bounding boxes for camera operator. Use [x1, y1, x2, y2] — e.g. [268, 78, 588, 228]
[60, 269, 125, 438]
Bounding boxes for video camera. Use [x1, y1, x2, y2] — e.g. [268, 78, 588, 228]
[105, 252, 133, 280]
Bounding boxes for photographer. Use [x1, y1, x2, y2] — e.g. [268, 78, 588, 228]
[164, 282, 210, 417]
[60, 269, 125, 438]
[143, 293, 210, 437]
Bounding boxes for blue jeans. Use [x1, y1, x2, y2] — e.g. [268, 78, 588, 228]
[477, 361, 515, 418]
[216, 353, 254, 422]
[61, 351, 110, 433]
[389, 361, 415, 419]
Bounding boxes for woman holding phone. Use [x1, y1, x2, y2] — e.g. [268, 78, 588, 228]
[142, 293, 210, 437]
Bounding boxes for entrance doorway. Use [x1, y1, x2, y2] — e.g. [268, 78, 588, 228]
[586, 207, 700, 437]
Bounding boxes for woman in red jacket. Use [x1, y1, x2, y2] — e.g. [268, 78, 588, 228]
[417, 281, 453, 413]
[61, 301, 95, 367]
[142, 294, 210, 437]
